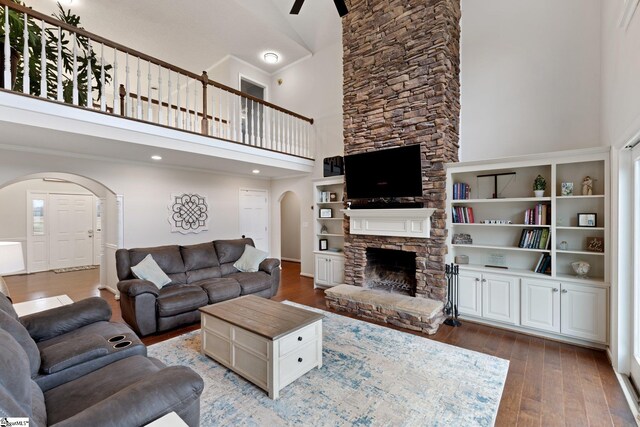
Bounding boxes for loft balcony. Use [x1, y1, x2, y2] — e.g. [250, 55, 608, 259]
[0, 0, 315, 176]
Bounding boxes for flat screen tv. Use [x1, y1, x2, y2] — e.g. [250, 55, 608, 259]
[344, 145, 422, 199]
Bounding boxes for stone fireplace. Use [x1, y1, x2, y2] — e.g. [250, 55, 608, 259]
[364, 248, 417, 296]
[342, 0, 461, 307]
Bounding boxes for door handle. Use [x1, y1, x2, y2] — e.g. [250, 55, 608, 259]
[88, 230, 94, 238]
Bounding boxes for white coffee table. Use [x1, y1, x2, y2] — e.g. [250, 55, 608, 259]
[13, 294, 73, 317]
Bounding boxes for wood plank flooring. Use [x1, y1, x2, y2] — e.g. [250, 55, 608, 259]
[4, 262, 635, 426]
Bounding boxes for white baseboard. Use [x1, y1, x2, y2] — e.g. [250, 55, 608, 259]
[101, 285, 120, 300]
[615, 372, 640, 425]
[281, 257, 301, 263]
[300, 272, 314, 278]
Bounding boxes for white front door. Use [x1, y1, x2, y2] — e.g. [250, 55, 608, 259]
[239, 189, 269, 253]
[50, 194, 94, 269]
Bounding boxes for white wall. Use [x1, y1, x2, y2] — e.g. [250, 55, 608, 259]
[209, 56, 272, 98]
[280, 191, 301, 261]
[601, 1, 640, 147]
[460, 0, 602, 161]
[0, 150, 270, 251]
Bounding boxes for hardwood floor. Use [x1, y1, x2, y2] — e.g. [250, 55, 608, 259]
[4, 262, 635, 426]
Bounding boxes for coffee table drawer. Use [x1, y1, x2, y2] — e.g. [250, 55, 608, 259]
[279, 340, 318, 387]
[279, 323, 318, 356]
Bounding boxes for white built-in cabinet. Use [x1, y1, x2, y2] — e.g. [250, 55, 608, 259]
[446, 148, 610, 346]
[313, 177, 345, 289]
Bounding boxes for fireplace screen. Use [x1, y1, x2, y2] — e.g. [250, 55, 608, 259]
[364, 248, 417, 296]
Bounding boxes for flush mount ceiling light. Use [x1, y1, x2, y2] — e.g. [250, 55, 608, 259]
[59, 0, 73, 5]
[151, 155, 162, 160]
[252, 169, 261, 174]
[263, 52, 279, 64]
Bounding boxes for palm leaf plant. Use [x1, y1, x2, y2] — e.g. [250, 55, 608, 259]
[0, 1, 112, 105]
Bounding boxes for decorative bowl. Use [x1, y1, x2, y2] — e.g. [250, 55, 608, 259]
[571, 261, 591, 278]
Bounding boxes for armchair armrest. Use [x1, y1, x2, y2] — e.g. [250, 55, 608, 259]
[259, 258, 281, 274]
[117, 279, 160, 297]
[21, 297, 112, 342]
[53, 366, 204, 427]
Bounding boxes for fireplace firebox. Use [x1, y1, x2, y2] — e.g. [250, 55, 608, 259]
[364, 248, 417, 296]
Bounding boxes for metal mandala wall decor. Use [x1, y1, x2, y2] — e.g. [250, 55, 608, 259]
[168, 193, 209, 234]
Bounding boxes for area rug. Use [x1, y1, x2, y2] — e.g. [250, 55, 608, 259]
[52, 265, 98, 273]
[148, 302, 508, 426]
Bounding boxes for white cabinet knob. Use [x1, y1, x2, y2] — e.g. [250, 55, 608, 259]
[552, 288, 559, 292]
[561, 289, 568, 294]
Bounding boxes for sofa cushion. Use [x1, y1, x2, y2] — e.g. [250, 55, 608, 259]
[234, 245, 268, 273]
[129, 245, 187, 285]
[0, 329, 35, 419]
[226, 272, 272, 295]
[40, 334, 109, 374]
[181, 242, 220, 270]
[157, 285, 208, 317]
[0, 310, 40, 377]
[214, 238, 255, 264]
[31, 381, 47, 427]
[131, 254, 172, 289]
[198, 278, 242, 303]
[0, 285, 19, 320]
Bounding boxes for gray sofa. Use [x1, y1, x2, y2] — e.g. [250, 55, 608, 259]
[116, 238, 281, 336]
[0, 292, 204, 426]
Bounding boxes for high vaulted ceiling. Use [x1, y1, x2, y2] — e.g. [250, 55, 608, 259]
[26, 0, 342, 75]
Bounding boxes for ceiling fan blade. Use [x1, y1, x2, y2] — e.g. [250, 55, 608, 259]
[290, 0, 305, 14]
[333, 0, 349, 17]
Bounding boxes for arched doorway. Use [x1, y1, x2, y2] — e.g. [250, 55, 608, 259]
[0, 172, 120, 297]
[279, 191, 301, 263]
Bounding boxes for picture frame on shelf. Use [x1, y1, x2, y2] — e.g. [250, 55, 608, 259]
[319, 208, 333, 218]
[586, 237, 604, 253]
[577, 213, 597, 227]
[319, 239, 328, 251]
[329, 192, 338, 202]
[561, 182, 573, 196]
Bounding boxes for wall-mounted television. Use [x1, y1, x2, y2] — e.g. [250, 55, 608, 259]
[344, 145, 423, 200]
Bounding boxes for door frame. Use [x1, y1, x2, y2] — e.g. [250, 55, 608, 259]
[239, 188, 270, 254]
[630, 143, 640, 382]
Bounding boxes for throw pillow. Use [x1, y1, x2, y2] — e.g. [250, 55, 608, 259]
[233, 245, 268, 273]
[131, 254, 171, 289]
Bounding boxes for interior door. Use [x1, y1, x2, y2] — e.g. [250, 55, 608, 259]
[27, 192, 49, 273]
[50, 194, 94, 269]
[239, 189, 269, 253]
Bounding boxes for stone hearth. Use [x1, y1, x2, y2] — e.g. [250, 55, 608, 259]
[342, 0, 461, 307]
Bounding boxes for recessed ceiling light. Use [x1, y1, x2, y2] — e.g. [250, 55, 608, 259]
[263, 52, 279, 64]
[59, 0, 73, 5]
[151, 155, 162, 160]
[252, 169, 260, 174]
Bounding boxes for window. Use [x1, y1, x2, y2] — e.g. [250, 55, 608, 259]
[32, 199, 45, 235]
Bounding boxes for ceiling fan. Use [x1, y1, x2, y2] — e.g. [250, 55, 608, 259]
[290, 0, 349, 17]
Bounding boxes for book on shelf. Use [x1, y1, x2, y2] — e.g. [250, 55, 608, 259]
[518, 228, 551, 249]
[453, 182, 470, 200]
[524, 203, 550, 225]
[533, 254, 552, 274]
[452, 206, 474, 223]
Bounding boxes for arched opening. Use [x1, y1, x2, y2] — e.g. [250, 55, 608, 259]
[279, 191, 301, 263]
[0, 172, 120, 298]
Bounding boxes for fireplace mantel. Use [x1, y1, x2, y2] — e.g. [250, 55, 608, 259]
[342, 208, 436, 238]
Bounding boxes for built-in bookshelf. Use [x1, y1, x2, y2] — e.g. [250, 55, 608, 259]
[445, 148, 610, 346]
[313, 177, 345, 289]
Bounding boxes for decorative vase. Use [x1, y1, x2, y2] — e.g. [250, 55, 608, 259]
[534, 190, 544, 197]
[571, 261, 591, 278]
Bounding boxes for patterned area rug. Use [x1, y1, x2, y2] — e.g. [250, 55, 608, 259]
[148, 302, 508, 426]
[52, 265, 98, 273]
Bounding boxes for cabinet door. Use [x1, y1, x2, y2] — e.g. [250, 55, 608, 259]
[482, 274, 519, 324]
[329, 256, 345, 286]
[560, 282, 607, 343]
[458, 272, 482, 317]
[314, 256, 329, 287]
[521, 278, 560, 333]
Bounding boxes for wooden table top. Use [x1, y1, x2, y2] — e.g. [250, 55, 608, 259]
[199, 296, 324, 340]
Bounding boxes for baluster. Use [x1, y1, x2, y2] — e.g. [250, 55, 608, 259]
[157, 65, 162, 124]
[86, 40, 93, 108]
[193, 83, 198, 133]
[167, 70, 173, 126]
[3, 6, 9, 89]
[112, 49, 119, 114]
[226, 91, 230, 139]
[136, 57, 142, 119]
[40, 20, 46, 98]
[22, 13, 29, 94]
[176, 74, 182, 128]
[257, 103, 262, 147]
[218, 88, 223, 137]
[99, 44, 106, 111]
[57, 27, 62, 101]
[233, 94, 238, 141]
[211, 87, 216, 136]
[306, 122, 311, 158]
[186, 81, 192, 131]
[249, 100, 254, 146]
[124, 53, 130, 116]
[72, 33, 78, 105]
[297, 120, 301, 156]
[147, 61, 152, 120]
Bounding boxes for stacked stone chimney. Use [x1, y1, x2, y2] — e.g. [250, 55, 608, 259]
[342, 0, 461, 302]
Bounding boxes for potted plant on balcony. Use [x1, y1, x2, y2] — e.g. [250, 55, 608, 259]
[0, 1, 111, 105]
[533, 175, 546, 197]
